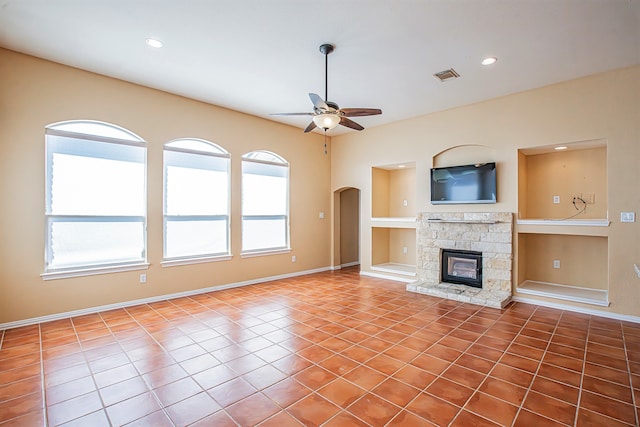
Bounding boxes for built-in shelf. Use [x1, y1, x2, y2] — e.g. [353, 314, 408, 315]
[516, 143, 610, 308]
[371, 164, 416, 278]
[371, 217, 416, 228]
[371, 263, 416, 277]
[518, 280, 609, 307]
[427, 219, 498, 224]
[517, 219, 610, 237]
[517, 219, 610, 227]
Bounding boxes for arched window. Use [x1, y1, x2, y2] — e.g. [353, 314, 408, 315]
[163, 139, 230, 262]
[241, 151, 290, 253]
[44, 120, 147, 277]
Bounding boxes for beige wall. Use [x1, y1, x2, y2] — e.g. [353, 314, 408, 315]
[371, 168, 390, 217]
[332, 65, 640, 317]
[518, 151, 529, 220]
[371, 228, 390, 266]
[2, 47, 638, 322]
[519, 234, 608, 290]
[388, 228, 417, 266]
[0, 49, 332, 324]
[372, 167, 416, 218]
[388, 168, 416, 217]
[522, 146, 607, 219]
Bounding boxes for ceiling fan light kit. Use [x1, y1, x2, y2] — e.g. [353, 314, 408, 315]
[271, 43, 382, 133]
[313, 113, 341, 130]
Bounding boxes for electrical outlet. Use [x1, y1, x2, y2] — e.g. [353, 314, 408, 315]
[553, 260, 560, 269]
[403, 246, 408, 254]
[621, 212, 636, 223]
[582, 193, 595, 204]
[319, 212, 324, 219]
[553, 195, 560, 204]
[292, 255, 296, 262]
[140, 273, 147, 284]
[403, 199, 408, 207]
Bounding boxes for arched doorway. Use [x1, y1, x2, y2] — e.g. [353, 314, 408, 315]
[333, 187, 360, 269]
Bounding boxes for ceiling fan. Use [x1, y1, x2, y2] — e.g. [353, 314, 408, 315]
[272, 43, 382, 133]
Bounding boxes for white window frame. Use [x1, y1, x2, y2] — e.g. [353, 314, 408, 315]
[162, 139, 231, 266]
[241, 151, 290, 256]
[42, 121, 148, 280]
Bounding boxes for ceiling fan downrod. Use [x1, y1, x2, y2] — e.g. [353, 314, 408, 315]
[319, 44, 334, 104]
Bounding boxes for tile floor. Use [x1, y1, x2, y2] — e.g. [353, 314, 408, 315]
[0, 267, 639, 426]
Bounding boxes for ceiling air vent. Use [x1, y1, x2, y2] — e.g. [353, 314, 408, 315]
[433, 68, 460, 82]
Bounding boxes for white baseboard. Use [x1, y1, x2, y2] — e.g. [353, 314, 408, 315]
[511, 296, 640, 324]
[5, 268, 638, 330]
[359, 270, 415, 283]
[330, 262, 360, 271]
[341, 261, 360, 268]
[0, 266, 332, 330]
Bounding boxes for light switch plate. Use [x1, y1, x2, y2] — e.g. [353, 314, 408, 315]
[621, 212, 636, 223]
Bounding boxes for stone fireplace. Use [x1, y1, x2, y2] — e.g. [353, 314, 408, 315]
[406, 212, 513, 308]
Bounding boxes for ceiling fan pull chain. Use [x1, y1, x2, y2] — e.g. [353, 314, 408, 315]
[324, 131, 328, 155]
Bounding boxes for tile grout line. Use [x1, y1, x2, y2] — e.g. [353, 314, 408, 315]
[381, 301, 510, 425]
[425, 304, 506, 425]
[466, 303, 539, 427]
[38, 324, 47, 427]
[342, 297, 449, 426]
[254, 277, 388, 426]
[573, 315, 590, 426]
[59, 315, 106, 426]
[270, 284, 431, 426]
[7, 271, 639, 427]
[622, 324, 639, 427]
[578, 321, 637, 425]
[123, 300, 293, 426]
[118, 304, 188, 426]
[314, 292, 421, 426]
[510, 308, 575, 427]
[403, 302, 526, 425]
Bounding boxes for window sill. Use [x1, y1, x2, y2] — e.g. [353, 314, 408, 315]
[42, 262, 149, 281]
[241, 248, 291, 258]
[161, 255, 232, 267]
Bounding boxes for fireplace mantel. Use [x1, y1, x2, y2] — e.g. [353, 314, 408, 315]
[426, 219, 499, 224]
[407, 212, 513, 308]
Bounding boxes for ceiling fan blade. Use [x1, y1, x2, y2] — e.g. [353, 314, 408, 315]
[303, 121, 317, 133]
[339, 117, 364, 131]
[270, 112, 314, 116]
[309, 93, 329, 111]
[339, 108, 382, 117]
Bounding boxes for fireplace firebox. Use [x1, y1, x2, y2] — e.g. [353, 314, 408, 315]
[441, 249, 482, 288]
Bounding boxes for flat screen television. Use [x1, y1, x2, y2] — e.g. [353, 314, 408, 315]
[430, 162, 497, 204]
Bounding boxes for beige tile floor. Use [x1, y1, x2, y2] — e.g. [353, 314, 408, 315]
[0, 267, 638, 426]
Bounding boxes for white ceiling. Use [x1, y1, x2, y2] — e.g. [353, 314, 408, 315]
[1, 0, 638, 135]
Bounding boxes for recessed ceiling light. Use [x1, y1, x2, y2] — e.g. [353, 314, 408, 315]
[481, 57, 497, 66]
[398, 164, 406, 168]
[555, 146, 568, 150]
[145, 38, 163, 48]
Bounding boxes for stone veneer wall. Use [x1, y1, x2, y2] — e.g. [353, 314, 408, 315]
[406, 212, 513, 308]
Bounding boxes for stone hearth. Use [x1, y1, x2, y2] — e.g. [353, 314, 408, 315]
[406, 212, 513, 308]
